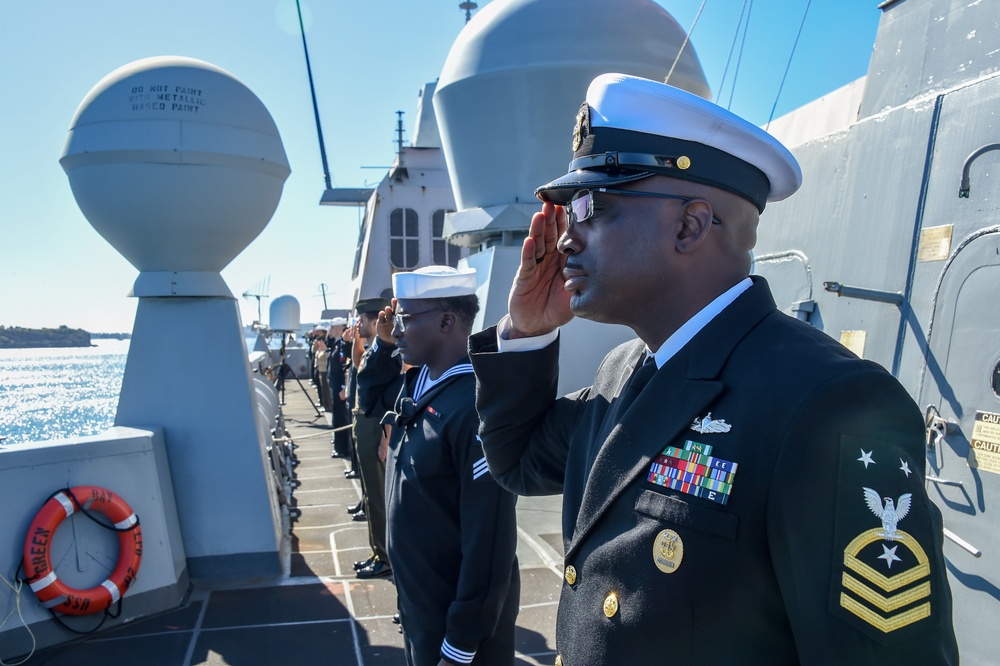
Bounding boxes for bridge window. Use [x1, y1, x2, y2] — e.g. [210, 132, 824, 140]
[432, 209, 460, 268]
[390, 208, 419, 269]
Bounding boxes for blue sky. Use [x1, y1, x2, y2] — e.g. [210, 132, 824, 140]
[0, 1, 880, 333]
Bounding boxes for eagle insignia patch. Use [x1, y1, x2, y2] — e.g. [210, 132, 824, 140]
[830, 436, 938, 644]
[862, 488, 911, 541]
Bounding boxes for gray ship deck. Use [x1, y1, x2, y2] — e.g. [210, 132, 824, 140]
[24, 379, 563, 665]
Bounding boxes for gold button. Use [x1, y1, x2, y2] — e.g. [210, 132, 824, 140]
[603, 592, 619, 618]
[555, 656, 563, 666]
[564, 565, 577, 586]
[677, 155, 691, 170]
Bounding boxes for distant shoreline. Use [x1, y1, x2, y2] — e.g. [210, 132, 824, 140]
[0, 326, 131, 349]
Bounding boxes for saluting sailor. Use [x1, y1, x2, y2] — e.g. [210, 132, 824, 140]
[362, 265, 520, 666]
[469, 74, 958, 664]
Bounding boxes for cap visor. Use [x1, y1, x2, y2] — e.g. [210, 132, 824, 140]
[534, 170, 653, 204]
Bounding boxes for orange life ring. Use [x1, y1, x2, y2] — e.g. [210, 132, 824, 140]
[23, 486, 143, 616]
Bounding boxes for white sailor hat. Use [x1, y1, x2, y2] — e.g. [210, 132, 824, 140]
[535, 73, 802, 212]
[328, 317, 348, 326]
[392, 265, 477, 299]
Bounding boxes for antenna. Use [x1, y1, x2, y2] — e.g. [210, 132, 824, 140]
[390, 111, 409, 183]
[295, 0, 334, 190]
[395, 110, 406, 158]
[318, 283, 329, 310]
[459, 2, 478, 23]
[241, 275, 271, 323]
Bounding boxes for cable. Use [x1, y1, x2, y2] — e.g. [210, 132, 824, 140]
[665, 0, 710, 85]
[766, 0, 812, 130]
[60, 488, 140, 534]
[715, 0, 750, 104]
[726, 0, 755, 110]
[0, 572, 35, 666]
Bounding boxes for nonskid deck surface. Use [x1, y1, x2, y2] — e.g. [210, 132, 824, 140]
[24, 379, 563, 665]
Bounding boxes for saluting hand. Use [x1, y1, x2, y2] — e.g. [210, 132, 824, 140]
[507, 202, 573, 338]
[375, 299, 397, 346]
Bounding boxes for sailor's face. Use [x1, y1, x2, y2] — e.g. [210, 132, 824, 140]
[557, 183, 675, 324]
[357, 313, 377, 339]
[391, 299, 443, 367]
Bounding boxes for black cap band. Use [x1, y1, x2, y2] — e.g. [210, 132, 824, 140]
[547, 126, 771, 212]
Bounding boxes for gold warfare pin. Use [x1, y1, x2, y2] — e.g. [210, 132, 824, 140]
[653, 529, 683, 574]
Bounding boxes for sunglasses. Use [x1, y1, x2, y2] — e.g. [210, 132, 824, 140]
[567, 188, 723, 226]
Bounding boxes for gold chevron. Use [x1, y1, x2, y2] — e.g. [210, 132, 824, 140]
[842, 573, 930, 612]
[843, 528, 930, 591]
[840, 593, 931, 633]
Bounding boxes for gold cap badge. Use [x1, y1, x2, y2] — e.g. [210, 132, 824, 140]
[572, 103, 590, 152]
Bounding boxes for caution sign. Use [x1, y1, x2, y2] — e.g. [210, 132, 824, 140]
[969, 410, 1000, 475]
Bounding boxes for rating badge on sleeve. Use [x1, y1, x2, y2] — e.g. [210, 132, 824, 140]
[831, 437, 937, 644]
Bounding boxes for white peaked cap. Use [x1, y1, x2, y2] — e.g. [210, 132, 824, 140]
[536, 73, 802, 211]
[393, 265, 477, 299]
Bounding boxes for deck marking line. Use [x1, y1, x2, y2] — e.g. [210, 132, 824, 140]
[340, 579, 365, 666]
[181, 591, 211, 666]
[516, 526, 563, 575]
[330, 531, 342, 578]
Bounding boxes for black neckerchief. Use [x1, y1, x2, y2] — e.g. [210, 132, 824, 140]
[392, 360, 472, 428]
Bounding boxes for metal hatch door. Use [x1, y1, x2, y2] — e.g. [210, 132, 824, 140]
[918, 228, 1000, 660]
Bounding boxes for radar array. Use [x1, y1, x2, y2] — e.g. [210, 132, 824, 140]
[241, 275, 271, 324]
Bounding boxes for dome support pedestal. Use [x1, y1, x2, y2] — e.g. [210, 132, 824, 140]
[115, 289, 283, 578]
[130, 270, 234, 298]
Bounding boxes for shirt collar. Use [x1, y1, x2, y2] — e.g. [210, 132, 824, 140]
[649, 277, 752, 368]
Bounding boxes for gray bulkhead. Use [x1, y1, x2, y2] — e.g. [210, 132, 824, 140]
[755, 0, 1000, 658]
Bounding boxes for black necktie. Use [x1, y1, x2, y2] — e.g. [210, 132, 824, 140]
[615, 354, 657, 415]
[628, 355, 657, 390]
[587, 354, 659, 462]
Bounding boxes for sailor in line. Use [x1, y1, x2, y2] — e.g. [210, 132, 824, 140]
[469, 74, 958, 664]
[350, 297, 395, 579]
[359, 266, 520, 666]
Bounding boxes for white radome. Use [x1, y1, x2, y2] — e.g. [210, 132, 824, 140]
[269, 295, 301, 333]
[60, 56, 291, 274]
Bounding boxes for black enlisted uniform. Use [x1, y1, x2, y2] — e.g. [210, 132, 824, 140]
[360, 339, 520, 666]
[354, 339, 400, 565]
[469, 277, 958, 665]
[328, 335, 353, 458]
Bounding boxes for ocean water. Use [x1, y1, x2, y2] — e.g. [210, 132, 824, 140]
[0, 339, 129, 445]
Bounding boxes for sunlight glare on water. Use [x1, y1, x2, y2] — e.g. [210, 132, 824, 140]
[0, 339, 129, 445]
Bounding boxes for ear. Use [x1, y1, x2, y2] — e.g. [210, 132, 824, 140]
[439, 311, 457, 333]
[674, 199, 714, 254]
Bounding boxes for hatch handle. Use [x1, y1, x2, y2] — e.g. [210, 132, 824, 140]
[959, 143, 1000, 198]
[943, 526, 982, 558]
[923, 406, 958, 451]
[926, 475, 962, 487]
[823, 281, 904, 305]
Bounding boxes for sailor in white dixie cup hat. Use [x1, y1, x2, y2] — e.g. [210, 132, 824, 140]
[357, 265, 520, 666]
[468, 74, 957, 665]
[392, 265, 477, 299]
